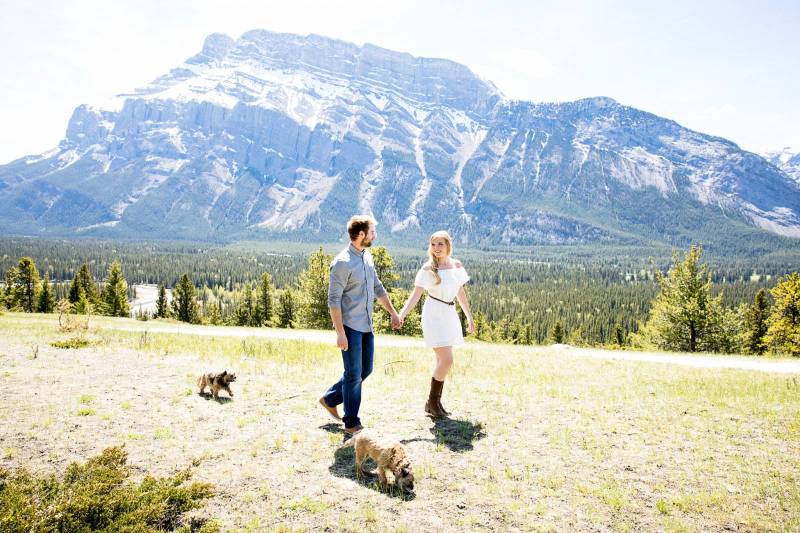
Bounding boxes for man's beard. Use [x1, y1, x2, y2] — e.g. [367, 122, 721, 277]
[362, 238, 373, 247]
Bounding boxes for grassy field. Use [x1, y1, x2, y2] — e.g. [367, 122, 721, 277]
[1, 312, 798, 532]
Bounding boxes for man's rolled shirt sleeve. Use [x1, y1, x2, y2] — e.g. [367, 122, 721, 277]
[328, 262, 348, 309]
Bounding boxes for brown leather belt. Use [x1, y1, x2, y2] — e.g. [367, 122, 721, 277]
[427, 294, 455, 306]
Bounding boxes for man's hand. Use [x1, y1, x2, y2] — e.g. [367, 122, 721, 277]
[336, 331, 349, 351]
[391, 313, 403, 330]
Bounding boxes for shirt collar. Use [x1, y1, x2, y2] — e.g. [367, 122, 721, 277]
[348, 243, 365, 257]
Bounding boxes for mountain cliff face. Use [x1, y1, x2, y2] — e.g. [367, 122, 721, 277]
[763, 147, 800, 187]
[1, 29, 799, 245]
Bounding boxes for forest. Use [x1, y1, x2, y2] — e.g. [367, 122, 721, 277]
[1, 236, 798, 350]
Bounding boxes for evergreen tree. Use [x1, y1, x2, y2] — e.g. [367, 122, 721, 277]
[37, 271, 56, 313]
[171, 273, 200, 324]
[8, 257, 41, 312]
[277, 289, 296, 328]
[3, 266, 19, 310]
[550, 321, 564, 344]
[68, 275, 82, 304]
[371, 246, 400, 292]
[155, 284, 170, 318]
[257, 272, 275, 326]
[235, 284, 257, 326]
[764, 272, 800, 356]
[638, 245, 726, 352]
[297, 248, 332, 329]
[741, 288, 770, 355]
[473, 311, 489, 341]
[100, 261, 130, 317]
[613, 324, 625, 346]
[204, 301, 223, 325]
[69, 264, 99, 306]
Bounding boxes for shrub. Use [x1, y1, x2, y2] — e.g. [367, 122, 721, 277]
[0, 446, 214, 532]
[51, 337, 93, 349]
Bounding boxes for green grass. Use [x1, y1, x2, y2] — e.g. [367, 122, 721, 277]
[0, 312, 798, 531]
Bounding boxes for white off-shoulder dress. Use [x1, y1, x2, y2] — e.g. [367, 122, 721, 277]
[414, 265, 470, 348]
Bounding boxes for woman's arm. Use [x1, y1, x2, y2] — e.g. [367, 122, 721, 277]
[399, 286, 425, 320]
[456, 286, 475, 333]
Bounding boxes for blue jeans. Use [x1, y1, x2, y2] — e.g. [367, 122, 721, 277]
[323, 325, 374, 428]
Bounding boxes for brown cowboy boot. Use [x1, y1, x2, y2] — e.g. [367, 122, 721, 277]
[425, 378, 447, 418]
[437, 380, 451, 416]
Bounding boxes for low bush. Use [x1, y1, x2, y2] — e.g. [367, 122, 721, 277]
[0, 446, 215, 532]
[50, 337, 93, 349]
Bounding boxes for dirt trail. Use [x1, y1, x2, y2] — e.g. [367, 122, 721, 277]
[104, 321, 800, 374]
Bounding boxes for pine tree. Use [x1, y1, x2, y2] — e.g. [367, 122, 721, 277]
[155, 284, 170, 318]
[638, 245, 727, 352]
[297, 248, 332, 329]
[235, 285, 257, 326]
[613, 324, 625, 346]
[257, 272, 275, 326]
[764, 272, 800, 356]
[277, 289, 296, 328]
[9, 257, 41, 312]
[371, 246, 400, 292]
[37, 271, 56, 313]
[69, 264, 99, 306]
[741, 288, 770, 355]
[204, 301, 222, 325]
[68, 275, 82, 304]
[171, 273, 200, 324]
[550, 321, 564, 344]
[3, 266, 19, 310]
[100, 261, 130, 317]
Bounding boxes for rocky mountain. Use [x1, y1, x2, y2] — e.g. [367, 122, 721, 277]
[1, 29, 799, 246]
[763, 147, 800, 186]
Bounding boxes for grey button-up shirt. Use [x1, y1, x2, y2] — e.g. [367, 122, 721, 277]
[327, 243, 387, 333]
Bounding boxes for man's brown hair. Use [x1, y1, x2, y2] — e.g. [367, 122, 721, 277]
[347, 215, 377, 241]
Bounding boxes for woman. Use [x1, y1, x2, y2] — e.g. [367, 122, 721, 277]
[399, 230, 475, 417]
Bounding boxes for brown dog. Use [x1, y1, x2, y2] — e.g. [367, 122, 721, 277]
[197, 371, 237, 399]
[338, 429, 415, 493]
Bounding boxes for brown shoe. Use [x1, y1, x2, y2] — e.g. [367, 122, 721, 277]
[344, 424, 363, 435]
[425, 378, 448, 418]
[319, 397, 341, 421]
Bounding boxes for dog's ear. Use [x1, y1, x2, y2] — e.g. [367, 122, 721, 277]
[401, 467, 410, 477]
[221, 370, 227, 376]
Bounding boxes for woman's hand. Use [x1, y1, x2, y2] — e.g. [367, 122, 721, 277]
[466, 316, 475, 334]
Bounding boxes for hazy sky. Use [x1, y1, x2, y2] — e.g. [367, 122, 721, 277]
[1, 0, 798, 163]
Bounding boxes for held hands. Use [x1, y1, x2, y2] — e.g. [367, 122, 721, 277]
[391, 311, 404, 330]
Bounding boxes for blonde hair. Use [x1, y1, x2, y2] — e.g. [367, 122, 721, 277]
[427, 230, 453, 285]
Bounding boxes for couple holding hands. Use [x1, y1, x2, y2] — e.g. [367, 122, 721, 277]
[319, 215, 474, 434]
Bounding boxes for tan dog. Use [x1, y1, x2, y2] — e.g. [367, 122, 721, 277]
[338, 429, 415, 493]
[197, 371, 237, 399]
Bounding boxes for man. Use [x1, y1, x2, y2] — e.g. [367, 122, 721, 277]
[319, 215, 402, 435]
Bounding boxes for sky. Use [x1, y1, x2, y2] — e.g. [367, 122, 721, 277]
[1, 0, 799, 164]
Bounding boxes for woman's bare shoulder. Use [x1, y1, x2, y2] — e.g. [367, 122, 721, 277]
[453, 259, 463, 268]
[421, 263, 433, 271]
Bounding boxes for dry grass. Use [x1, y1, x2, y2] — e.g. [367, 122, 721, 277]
[0, 312, 798, 532]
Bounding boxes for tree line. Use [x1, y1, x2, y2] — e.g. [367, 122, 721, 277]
[2, 241, 798, 355]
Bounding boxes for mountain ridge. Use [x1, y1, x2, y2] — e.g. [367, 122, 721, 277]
[1, 29, 798, 247]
